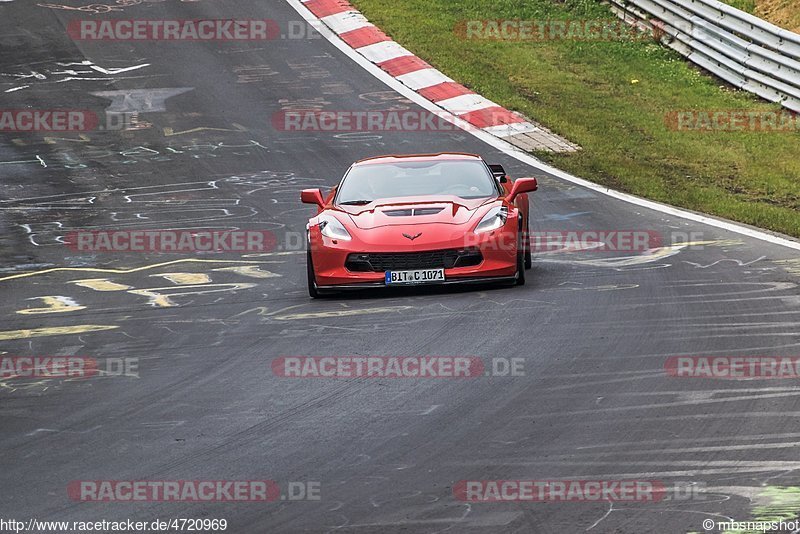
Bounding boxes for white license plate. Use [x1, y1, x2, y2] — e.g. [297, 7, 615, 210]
[385, 268, 445, 285]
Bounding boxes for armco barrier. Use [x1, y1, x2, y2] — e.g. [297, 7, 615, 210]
[607, 0, 800, 112]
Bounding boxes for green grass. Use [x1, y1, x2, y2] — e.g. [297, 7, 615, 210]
[351, 0, 800, 237]
[718, 0, 757, 13]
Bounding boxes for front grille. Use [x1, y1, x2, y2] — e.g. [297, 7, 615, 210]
[346, 249, 483, 272]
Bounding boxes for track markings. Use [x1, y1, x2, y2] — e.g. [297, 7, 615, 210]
[16, 295, 86, 314]
[0, 325, 119, 340]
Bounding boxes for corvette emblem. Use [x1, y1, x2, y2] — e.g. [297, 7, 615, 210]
[402, 232, 422, 241]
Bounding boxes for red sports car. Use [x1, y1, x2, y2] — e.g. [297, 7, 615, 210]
[301, 153, 537, 297]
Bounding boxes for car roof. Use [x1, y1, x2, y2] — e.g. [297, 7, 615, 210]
[353, 153, 483, 166]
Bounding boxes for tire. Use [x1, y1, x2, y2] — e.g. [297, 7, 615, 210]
[524, 218, 532, 270]
[307, 246, 321, 299]
[515, 233, 526, 286]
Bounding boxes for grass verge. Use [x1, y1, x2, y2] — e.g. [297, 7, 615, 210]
[351, 0, 800, 237]
[719, 0, 757, 14]
[720, 0, 800, 32]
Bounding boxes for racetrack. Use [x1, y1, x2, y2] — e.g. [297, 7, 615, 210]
[1, 1, 800, 532]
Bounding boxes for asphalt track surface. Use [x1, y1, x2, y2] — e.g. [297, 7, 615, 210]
[1, 2, 800, 533]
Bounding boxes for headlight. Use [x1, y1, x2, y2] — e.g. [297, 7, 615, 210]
[318, 214, 352, 241]
[474, 206, 508, 234]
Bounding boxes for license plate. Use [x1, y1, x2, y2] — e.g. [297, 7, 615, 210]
[385, 268, 445, 285]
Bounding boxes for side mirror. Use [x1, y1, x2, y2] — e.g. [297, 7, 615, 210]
[301, 188, 325, 208]
[507, 177, 538, 202]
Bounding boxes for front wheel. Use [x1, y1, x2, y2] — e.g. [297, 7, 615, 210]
[524, 218, 532, 270]
[515, 233, 526, 286]
[307, 246, 321, 298]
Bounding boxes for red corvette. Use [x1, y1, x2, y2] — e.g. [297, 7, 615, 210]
[301, 153, 537, 297]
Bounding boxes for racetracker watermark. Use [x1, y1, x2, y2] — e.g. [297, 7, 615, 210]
[65, 229, 276, 253]
[66, 19, 316, 41]
[67, 480, 320, 502]
[527, 230, 662, 252]
[285, 230, 701, 253]
[454, 480, 668, 502]
[455, 480, 707, 502]
[458, 230, 664, 253]
[665, 110, 800, 132]
[0, 357, 138, 379]
[0, 110, 98, 132]
[272, 356, 525, 378]
[665, 356, 800, 379]
[272, 110, 482, 132]
[0, 110, 164, 132]
[455, 19, 662, 41]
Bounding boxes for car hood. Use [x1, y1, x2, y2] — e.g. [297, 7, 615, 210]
[337, 195, 498, 230]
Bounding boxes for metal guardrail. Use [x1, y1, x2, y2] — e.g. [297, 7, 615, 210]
[607, 0, 800, 112]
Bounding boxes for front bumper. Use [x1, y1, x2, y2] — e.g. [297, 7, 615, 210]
[309, 224, 519, 287]
[315, 275, 518, 291]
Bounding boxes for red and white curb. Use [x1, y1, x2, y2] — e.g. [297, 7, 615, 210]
[300, 0, 580, 153]
[288, 0, 800, 252]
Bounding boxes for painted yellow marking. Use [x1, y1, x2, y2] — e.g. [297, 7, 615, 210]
[274, 306, 414, 321]
[212, 265, 281, 279]
[152, 273, 212, 285]
[775, 259, 800, 277]
[163, 123, 247, 137]
[128, 283, 256, 307]
[70, 278, 133, 291]
[0, 259, 267, 283]
[44, 134, 92, 144]
[12, 134, 92, 146]
[700, 239, 745, 247]
[0, 325, 119, 341]
[669, 239, 743, 248]
[17, 296, 86, 315]
[128, 289, 174, 308]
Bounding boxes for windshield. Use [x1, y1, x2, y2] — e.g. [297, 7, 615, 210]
[337, 160, 499, 204]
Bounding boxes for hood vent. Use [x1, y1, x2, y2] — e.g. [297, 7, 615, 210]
[383, 207, 445, 217]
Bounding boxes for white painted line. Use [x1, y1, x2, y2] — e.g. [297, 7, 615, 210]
[357, 41, 413, 64]
[484, 122, 542, 137]
[321, 11, 370, 35]
[395, 68, 453, 90]
[286, 0, 800, 251]
[89, 63, 150, 75]
[437, 93, 498, 115]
